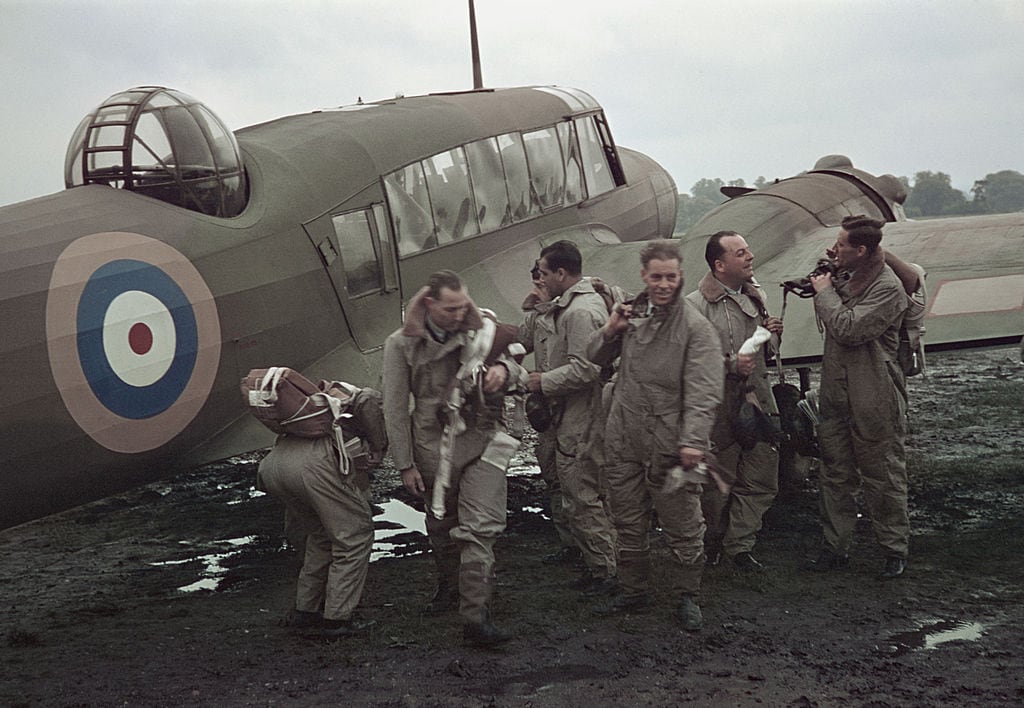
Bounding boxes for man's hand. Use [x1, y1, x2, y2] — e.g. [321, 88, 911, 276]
[482, 363, 509, 394]
[810, 272, 833, 293]
[603, 303, 632, 339]
[526, 371, 543, 393]
[678, 446, 704, 470]
[736, 352, 756, 377]
[763, 316, 784, 336]
[401, 466, 425, 497]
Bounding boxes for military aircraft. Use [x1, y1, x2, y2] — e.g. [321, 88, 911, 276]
[0, 83, 677, 529]
[674, 155, 1024, 368]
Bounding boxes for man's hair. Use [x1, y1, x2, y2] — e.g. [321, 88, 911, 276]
[703, 230, 741, 271]
[426, 269, 463, 298]
[841, 215, 885, 254]
[539, 240, 582, 276]
[640, 239, 682, 268]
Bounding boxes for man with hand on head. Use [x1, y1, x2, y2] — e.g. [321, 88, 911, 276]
[383, 270, 522, 646]
[587, 240, 723, 631]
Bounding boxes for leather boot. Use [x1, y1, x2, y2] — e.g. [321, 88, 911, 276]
[463, 607, 513, 647]
[424, 580, 459, 615]
[460, 562, 512, 647]
[592, 550, 650, 615]
[677, 595, 703, 632]
[424, 549, 460, 614]
[458, 561, 494, 624]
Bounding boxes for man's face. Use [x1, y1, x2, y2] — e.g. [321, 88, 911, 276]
[426, 286, 470, 333]
[641, 257, 683, 306]
[714, 234, 754, 288]
[536, 256, 567, 298]
[831, 230, 865, 269]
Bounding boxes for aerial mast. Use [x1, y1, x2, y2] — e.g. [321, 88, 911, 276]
[469, 0, 484, 89]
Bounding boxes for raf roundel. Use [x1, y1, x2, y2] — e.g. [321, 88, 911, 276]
[46, 232, 221, 453]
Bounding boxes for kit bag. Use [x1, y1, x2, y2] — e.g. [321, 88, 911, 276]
[241, 367, 341, 438]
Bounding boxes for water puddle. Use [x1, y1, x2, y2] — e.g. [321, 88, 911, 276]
[150, 536, 259, 592]
[877, 619, 986, 656]
[508, 463, 541, 477]
[372, 499, 427, 562]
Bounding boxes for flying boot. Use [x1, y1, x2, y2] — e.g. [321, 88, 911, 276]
[460, 561, 512, 647]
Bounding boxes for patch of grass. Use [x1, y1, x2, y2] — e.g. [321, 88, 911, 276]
[954, 380, 1024, 407]
[909, 454, 1022, 483]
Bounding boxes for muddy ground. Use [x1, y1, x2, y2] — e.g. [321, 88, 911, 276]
[1, 348, 1022, 707]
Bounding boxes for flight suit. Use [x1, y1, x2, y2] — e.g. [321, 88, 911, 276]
[383, 290, 520, 626]
[518, 295, 575, 552]
[686, 272, 779, 558]
[588, 297, 723, 599]
[814, 249, 910, 559]
[257, 434, 374, 623]
[528, 278, 617, 579]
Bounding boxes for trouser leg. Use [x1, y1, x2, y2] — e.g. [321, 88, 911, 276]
[557, 445, 617, 578]
[855, 432, 909, 558]
[450, 455, 508, 624]
[722, 441, 779, 555]
[701, 445, 733, 558]
[604, 461, 651, 555]
[424, 485, 461, 589]
[649, 462, 705, 595]
[537, 431, 574, 548]
[604, 460, 652, 595]
[615, 549, 651, 597]
[295, 525, 330, 614]
[818, 416, 861, 554]
[305, 458, 374, 622]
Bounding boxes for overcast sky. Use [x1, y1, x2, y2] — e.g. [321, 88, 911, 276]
[2, 0, 1022, 207]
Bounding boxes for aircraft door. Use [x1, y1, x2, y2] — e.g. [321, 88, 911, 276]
[303, 202, 402, 352]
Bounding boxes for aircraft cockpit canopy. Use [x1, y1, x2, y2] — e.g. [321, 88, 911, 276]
[64, 86, 248, 217]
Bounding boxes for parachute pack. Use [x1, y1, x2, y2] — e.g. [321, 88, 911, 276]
[241, 367, 351, 438]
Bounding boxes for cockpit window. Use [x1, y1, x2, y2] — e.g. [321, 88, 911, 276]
[64, 86, 248, 217]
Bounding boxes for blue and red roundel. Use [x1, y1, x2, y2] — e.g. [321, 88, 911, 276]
[46, 232, 222, 453]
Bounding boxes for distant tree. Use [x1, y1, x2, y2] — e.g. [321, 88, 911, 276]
[754, 176, 769, 189]
[690, 178, 727, 204]
[981, 170, 1024, 213]
[673, 192, 720, 234]
[904, 171, 966, 217]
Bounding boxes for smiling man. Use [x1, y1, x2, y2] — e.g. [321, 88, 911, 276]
[686, 231, 784, 573]
[586, 239, 723, 630]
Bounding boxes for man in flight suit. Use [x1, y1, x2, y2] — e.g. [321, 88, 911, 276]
[809, 215, 911, 579]
[686, 231, 783, 572]
[383, 270, 522, 645]
[524, 240, 617, 594]
[588, 240, 723, 630]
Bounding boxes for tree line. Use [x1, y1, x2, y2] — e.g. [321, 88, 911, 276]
[675, 169, 1024, 233]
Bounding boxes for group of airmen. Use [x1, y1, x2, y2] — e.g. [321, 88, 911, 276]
[258, 215, 918, 647]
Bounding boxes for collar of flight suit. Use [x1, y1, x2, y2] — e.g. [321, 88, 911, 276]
[696, 270, 767, 317]
[400, 285, 485, 339]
